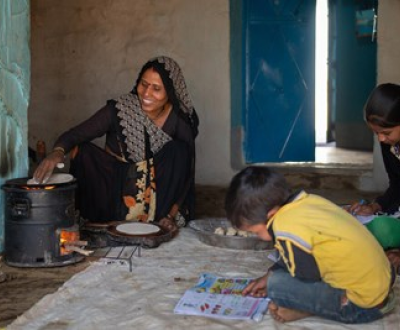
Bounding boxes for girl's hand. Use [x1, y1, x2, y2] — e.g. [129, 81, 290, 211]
[242, 273, 270, 298]
[347, 201, 381, 216]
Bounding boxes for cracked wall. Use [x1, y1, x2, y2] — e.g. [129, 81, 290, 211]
[0, 0, 30, 251]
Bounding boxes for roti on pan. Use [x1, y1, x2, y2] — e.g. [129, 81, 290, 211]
[27, 173, 74, 185]
[116, 222, 160, 235]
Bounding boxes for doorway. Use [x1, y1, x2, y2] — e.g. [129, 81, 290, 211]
[315, 0, 376, 165]
[230, 0, 375, 168]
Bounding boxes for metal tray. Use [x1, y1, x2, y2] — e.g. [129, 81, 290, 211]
[189, 218, 272, 251]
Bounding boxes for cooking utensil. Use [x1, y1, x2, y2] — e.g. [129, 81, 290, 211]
[189, 218, 273, 251]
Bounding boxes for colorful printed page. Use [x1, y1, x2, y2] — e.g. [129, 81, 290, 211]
[174, 273, 270, 322]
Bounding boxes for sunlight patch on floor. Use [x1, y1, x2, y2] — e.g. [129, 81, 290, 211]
[315, 144, 373, 165]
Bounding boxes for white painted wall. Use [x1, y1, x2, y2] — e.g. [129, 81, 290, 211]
[29, 0, 236, 186]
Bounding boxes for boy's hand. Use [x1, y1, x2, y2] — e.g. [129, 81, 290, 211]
[242, 273, 270, 298]
[386, 249, 400, 272]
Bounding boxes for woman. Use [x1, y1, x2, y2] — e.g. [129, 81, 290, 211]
[349, 83, 400, 269]
[33, 56, 199, 232]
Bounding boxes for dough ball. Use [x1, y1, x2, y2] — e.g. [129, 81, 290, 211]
[214, 227, 226, 235]
[237, 230, 249, 237]
[226, 227, 238, 236]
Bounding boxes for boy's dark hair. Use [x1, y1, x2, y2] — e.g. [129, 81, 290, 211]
[364, 83, 400, 128]
[225, 166, 291, 228]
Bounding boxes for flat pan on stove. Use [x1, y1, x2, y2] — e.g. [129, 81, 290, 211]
[105, 221, 174, 248]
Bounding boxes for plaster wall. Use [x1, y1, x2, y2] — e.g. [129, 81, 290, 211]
[29, 1, 400, 192]
[29, 0, 236, 186]
[0, 0, 30, 251]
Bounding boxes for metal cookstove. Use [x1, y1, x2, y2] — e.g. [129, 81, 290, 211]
[1, 177, 84, 267]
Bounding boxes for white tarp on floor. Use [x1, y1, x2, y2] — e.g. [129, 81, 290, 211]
[8, 229, 400, 330]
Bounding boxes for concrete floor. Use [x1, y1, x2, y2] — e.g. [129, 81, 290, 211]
[195, 185, 378, 219]
[196, 145, 378, 218]
[0, 183, 380, 327]
[315, 143, 373, 166]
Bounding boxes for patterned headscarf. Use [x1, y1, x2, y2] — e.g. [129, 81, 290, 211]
[116, 56, 196, 163]
[156, 56, 195, 116]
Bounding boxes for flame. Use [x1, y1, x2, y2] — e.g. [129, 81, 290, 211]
[60, 228, 80, 256]
[22, 185, 56, 190]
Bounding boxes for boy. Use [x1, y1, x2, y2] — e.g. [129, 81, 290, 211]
[225, 166, 395, 324]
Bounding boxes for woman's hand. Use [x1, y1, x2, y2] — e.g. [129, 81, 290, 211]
[347, 201, 381, 216]
[159, 216, 179, 234]
[33, 150, 64, 183]
[242, 272, 270, 298]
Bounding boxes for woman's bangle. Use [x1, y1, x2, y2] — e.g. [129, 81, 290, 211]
[52, 147, 65, 155]
[166, 214, 174, 221]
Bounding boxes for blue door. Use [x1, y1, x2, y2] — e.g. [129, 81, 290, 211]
[328, 1, 376, 150]
[243, 0, 316, 163]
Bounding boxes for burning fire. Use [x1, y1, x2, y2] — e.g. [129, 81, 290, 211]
[59, 228, 80, 256]
[22, 185, 56, 190]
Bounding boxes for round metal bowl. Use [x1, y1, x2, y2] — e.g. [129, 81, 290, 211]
[189, 218, 273, 250]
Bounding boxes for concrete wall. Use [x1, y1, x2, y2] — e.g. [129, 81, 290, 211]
[29, 0, 236, 186]
[0, 0, 30, 251]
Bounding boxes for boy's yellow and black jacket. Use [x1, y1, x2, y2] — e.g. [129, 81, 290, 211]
[266, 191, 392, 309]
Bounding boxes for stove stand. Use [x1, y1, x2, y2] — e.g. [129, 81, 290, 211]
[91, 245, 142, 272]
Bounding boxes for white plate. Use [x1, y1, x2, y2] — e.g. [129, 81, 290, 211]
[116, 222, 160, 235]
[27, 173, 74, 185]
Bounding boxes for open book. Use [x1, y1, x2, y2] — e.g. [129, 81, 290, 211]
[174, 273, 270, 322]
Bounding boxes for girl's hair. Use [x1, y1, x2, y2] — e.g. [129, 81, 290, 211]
[224, 166, 291, 228]
[364, 83, 400, 128]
